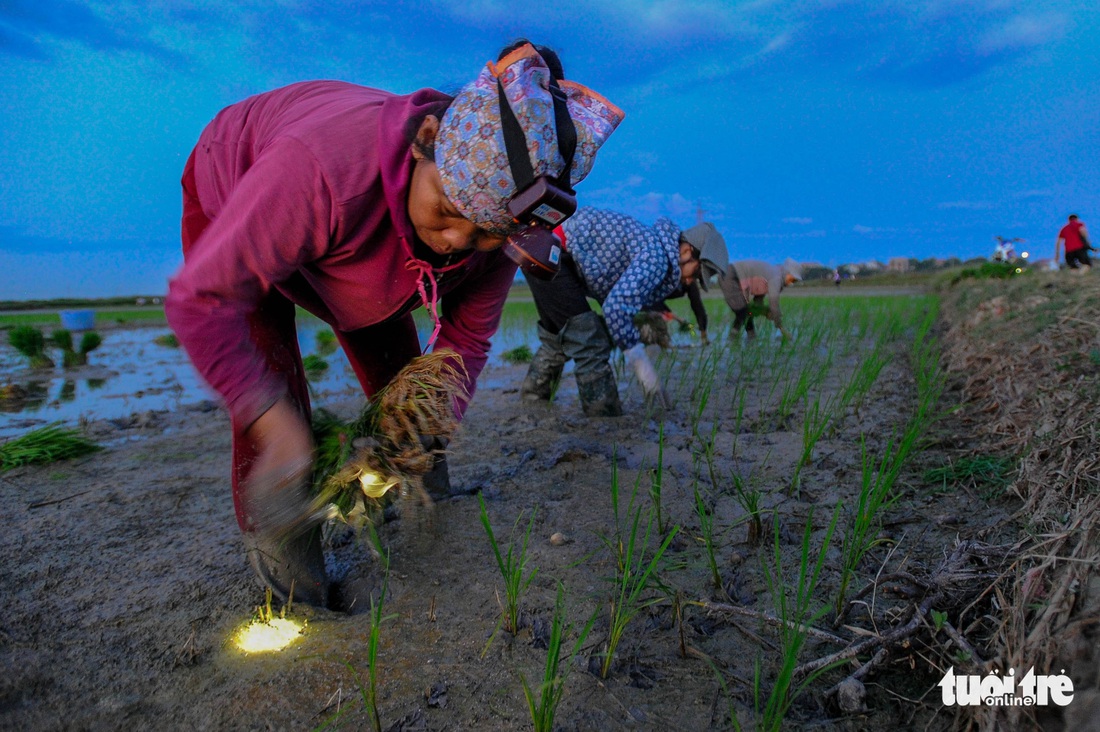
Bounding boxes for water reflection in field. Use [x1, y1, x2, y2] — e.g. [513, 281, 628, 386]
[0, 317, 540, 439]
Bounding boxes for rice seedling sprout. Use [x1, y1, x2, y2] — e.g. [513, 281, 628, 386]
[599, 454, 678, 678]
[478, 494, 538, 638]
[759, 506, 840, 731]
[519, 583, 596, 732]
[692, 482, 722, 590]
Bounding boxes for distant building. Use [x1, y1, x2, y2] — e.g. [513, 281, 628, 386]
[886, 257, 910, 273]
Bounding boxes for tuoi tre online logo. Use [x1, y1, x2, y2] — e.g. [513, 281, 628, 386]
[939, 667, 1074, 707]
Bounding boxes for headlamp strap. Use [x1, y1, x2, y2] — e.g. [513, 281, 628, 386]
[496, 76, 578, 197]
[549, 79, 576, 193]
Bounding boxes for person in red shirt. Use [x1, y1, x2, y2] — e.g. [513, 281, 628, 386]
[1055, 214, 1094, 270]
[166, 43, 622, 608]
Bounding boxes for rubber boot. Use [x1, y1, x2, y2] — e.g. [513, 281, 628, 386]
[241, 471, 331, 608]
[244, 526, 331, 608]
[561, 311, 622, 417]
[520, 322, 567, 401]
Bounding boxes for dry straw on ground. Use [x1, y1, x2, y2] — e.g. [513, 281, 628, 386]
[937, 272, 1100, 730]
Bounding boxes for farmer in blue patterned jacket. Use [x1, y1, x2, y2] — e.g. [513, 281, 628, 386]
[522, 207, 728, 416]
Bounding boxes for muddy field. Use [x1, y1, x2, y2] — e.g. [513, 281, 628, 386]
[1, 282, 1097, 731]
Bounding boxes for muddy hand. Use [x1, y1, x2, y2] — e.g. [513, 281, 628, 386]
[243, 396, 324, 538]
[244, 458, 327, 538]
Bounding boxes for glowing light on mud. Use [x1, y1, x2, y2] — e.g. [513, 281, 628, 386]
[235, 618, 304, 653]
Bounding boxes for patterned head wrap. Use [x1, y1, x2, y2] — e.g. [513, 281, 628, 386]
[437, 44, 625, 236]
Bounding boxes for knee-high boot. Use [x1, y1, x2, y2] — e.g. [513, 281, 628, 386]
[561, 311, 622, 417]
[521, 322, 568, 401]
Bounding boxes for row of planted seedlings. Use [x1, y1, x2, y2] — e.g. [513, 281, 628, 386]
[313, 294, 946, 731]
[562, 294, 945, 729]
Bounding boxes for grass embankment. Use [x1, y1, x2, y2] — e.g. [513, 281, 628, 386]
[0, 308, 167, 328]
[934, 268, 1100, 730]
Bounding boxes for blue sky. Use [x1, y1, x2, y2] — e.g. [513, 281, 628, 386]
[1, 1, 1097, 298]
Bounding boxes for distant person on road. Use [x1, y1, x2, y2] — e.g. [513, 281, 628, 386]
[720, 258, 802, 341]
[833, 269, 841, 287]
[1055, 214, 1093, 271]
[993, 236, 1024, 263]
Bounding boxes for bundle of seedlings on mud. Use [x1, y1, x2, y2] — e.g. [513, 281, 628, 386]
[634, 310, 693, 350]
[307, 350, 467, 531]
[499, 343, 533, 364]
[50, 329, 102, 367]
[301, 353, 329, 380]
[314, 328, 338, 356]
[8, 325, 54, 368]
[1, 423, 100, 470]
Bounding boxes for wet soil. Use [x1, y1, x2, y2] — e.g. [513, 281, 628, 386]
[0, 297, 1015, 732]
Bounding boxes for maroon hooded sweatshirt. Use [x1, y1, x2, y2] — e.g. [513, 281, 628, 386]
[166, 81, 518, 428]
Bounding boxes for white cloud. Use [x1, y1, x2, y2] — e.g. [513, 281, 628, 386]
[853, 222, 897, 234]
[978, 12, 1065, 55]
[1013, 189, 1053, 200]
[938, 200, 994, 210]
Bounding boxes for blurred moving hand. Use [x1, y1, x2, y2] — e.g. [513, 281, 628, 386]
[242, 396, 318, 536]
[625, 343, 671, 408]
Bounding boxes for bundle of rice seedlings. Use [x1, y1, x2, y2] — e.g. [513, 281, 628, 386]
[634, 311, 671, 349]
[50, 329, 103, 367]
[315, 329, 339, 356]
[309, 350, 466, 531]
[9, 326, 55, 369]
[1, 423, 101, 471]
[500, 344, 533, 364]
[302, 354, 329, 380]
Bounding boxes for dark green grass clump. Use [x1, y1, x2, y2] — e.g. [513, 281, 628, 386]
[950, 261, 1025, 285]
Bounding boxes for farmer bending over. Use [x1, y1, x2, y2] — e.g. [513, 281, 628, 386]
[720, 258, 803, 341]
[521, 210, 728, 415]
[166, 43, 622, 608]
